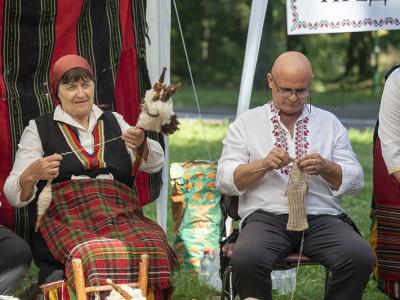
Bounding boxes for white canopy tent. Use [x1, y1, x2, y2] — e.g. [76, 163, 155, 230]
[146, 0, 171, 232]
[145, 0, 268, 231]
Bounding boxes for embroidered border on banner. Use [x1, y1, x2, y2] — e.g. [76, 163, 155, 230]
[289, 0, 400, 32]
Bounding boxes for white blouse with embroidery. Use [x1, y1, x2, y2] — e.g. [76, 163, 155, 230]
[216, 102, 364, 220]
[378, 67, 400, 175]
[4, 104, 164, 208]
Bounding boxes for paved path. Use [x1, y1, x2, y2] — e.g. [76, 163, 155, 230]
[176, 102, 379, 129]
[322, 102, 379, 129]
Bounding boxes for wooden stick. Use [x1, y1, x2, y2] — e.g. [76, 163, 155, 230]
[139, 254, 149, 297]
[106, 279, 131, 300]
[84, 283, 139, 293]
[72, 258, 88, 300]
[39, 280, 66, 292]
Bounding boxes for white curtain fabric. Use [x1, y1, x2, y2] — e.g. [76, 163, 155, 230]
[145, 0, 171, 232]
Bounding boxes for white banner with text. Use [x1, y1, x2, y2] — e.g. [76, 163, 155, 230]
[287, 0, 400, 35]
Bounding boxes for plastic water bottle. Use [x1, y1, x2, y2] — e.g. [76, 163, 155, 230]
[199, 249, 222, 290]
[199, 250, 212, 283]
[271, 269, 296, 294]
[271, 270, 283, 293]
[283, 268, 296, 293]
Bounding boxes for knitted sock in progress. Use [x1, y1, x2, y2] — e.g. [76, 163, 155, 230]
[286, 161, 309, 231]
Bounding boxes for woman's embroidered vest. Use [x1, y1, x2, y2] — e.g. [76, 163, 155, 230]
[35, 111, 133, 185]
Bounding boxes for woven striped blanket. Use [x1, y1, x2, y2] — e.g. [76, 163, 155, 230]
[371, 134, 400, 299]
[40, 179, 175, 292]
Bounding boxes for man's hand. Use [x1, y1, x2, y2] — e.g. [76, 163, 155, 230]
[233, 147, 292, 191]
[121, 127, 145, 151]
[297, 153, 327, 175]
[261, 147, 292, 171]
[392, 170, 400, 184]
[297, 153, 342, 190]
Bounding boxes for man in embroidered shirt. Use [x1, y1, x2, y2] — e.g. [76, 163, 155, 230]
[216, 51, 373, 300]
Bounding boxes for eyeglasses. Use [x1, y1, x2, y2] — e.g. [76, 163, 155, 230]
[271, 75, 311, 99]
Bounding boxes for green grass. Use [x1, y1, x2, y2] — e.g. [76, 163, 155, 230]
[16, 121, 390, 300]
[173, 80, 380, 112]
[171, 269, 217, 300]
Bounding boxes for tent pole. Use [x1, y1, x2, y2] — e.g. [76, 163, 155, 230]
[146, 0, 171, 232]
[226, 0, 268, 237]
[236, 0, 268, 115]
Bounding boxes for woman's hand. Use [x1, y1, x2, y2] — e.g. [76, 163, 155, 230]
[121, 127, 145, 151]
[22, 153, 63, 182]
[19, 153, 62, 202]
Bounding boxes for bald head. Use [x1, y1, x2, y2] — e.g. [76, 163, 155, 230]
[266, 51, 313, 116]
[271, 51, 313, 82]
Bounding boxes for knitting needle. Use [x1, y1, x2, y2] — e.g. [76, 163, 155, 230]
[249, 158, 295, 173]
[249, 166, 269, 173]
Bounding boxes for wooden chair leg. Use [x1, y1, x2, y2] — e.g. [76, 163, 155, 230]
[139, 254, 149, 297]
[72, 254, 149, 300]
[72, 258, 88, 300]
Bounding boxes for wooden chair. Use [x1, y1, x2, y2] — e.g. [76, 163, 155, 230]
[41, 254, 149, 300]
[219, 195, 330, 300]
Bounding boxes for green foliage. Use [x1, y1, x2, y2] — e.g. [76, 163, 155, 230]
[171, 0, 400, 91]
[172, 82, 379, 112]
[171, 0, 251, 87]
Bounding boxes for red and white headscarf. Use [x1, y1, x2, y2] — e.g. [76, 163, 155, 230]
[50, 54, 94, 104]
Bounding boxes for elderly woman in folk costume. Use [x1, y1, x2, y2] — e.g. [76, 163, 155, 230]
[3, 54, 176, 298]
